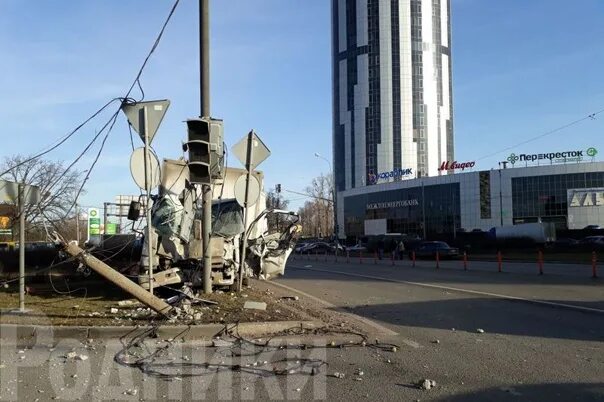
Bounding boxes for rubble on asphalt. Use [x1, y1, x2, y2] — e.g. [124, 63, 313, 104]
[418, 379, 437, 390]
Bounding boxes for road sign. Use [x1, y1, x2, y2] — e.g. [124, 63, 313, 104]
[0, 180, 41, 204]
[232, 131, 271, 170]
[234, 174, 260, 208]
[130, 147, 162, 190]
[121, 100, 170, 145]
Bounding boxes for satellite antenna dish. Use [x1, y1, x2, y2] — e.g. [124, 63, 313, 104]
[130, 147, 161, 190]
[234, 174, 260, 208]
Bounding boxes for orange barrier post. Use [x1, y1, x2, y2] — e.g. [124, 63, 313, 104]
[412, 251, 416, 267]
[497, 251, 502, 273]
[463, 251, 468, 271]
[346, 250, 350, 263]
[436, 251, 440, 269]
[538, 250, 544, 275]
[592, 251, 598, 279]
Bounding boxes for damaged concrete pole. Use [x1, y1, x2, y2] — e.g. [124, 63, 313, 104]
[62, 241, 174, 317]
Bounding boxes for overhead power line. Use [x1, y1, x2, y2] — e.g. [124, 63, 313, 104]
[476, 107, 604, 161]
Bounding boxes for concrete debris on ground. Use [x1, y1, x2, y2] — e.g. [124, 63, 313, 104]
[476, 328, 485, 334]
[281, 296, 299, 301]
[212, 339, 234, 348]
[332, 372, 345, 379]
[117, 300, 140, 307]
[355, 369, 364, 376]
[64, 351, 88, 361]
[243, 301, 267, 311]
[418, 379, 437, 390]
[110, 308, 118, 314]
[432, 339, 440, 344]
[124, 389, 138, 396]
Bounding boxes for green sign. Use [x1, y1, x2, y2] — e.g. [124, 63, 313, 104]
[88, 208, 100, 237]
[587, 147, 598, 158]
[105, 223, 118, 235]
[0, 229, 12, 235]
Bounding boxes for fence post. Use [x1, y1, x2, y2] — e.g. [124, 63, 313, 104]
[497, 250, 502, 273]
[347, 250, 350, 263]
[359, 251, 363, 265]
[391, 251, 395, 266]
[436, 251, 440, 269]
[335, 248, 338, 263]
[463, 251, 468, 271]
[538, 249, 544, 275]
[374, 251, 378, 265]
[592, 251, 598, 279]
[412, 251, 416, 267]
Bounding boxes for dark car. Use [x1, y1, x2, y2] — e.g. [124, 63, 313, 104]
[553, 238, 579, 249]
[411, 241, 459, 259]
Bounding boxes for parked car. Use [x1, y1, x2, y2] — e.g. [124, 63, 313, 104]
[303, 242, 333, 253]
[346, 244, 368, 253]
[411, 241, 459, 259]
[583, 225, 602, 230]
[294, 242, 311, 254]
[553, 238, 579, 249]
[578, 236, 604, 248]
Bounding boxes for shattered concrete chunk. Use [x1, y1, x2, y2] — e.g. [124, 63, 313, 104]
[418, 379, 437, 390]
[124, 389, 138, 396]
[243, 301, 267, 311]
[212, 339, 234, 348]
[110, 308, 119, 314]
[332, 372, 345, 379]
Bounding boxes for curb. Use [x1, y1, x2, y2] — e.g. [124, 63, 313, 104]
[0, 320, 322, 342]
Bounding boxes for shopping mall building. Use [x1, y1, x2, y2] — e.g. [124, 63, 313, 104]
[336, 156, 604, 241]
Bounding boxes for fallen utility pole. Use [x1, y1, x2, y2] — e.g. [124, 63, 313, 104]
[61, 240, 174, 317]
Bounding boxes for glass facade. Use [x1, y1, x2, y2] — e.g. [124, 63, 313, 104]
[344, 183, 460, 238]
[512, 172, 604, 229]
[479, 171, 491, 219]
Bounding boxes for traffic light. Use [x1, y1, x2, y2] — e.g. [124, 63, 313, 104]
[184, 118, 224, 184]
[276, 184, 281, 193]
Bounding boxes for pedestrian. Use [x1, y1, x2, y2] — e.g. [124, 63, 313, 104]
[398, 240, 405, 260]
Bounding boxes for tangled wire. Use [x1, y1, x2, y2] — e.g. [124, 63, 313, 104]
[113, 319, 400, 380]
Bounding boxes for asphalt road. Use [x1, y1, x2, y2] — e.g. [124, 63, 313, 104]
[276, 258, 604, 401]
[0, 258, 602, 401]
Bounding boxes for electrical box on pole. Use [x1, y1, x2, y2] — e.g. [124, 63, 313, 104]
[184, 117, 224, 184]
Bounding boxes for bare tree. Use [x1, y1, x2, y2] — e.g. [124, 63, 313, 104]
[0, 155, 86, 241]
[265, 189, 289, 232]
[298, 173, 334, 239]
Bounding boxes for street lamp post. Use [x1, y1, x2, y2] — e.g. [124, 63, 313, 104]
[314, 152, 337, 242]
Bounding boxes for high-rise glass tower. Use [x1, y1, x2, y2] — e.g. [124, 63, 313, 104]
[332, 0, 454, 191]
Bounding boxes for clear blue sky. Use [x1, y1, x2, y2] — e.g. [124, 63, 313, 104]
[1, 0, 603, 211]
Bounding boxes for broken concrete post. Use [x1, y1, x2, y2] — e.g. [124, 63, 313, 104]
[61, 241, 174, 317]
[243, 301, 267, 310]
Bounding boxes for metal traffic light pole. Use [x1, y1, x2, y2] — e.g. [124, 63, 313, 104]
[200, 0, 212, 294]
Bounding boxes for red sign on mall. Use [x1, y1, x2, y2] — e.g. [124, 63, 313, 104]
[438, 160, 476, 172]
